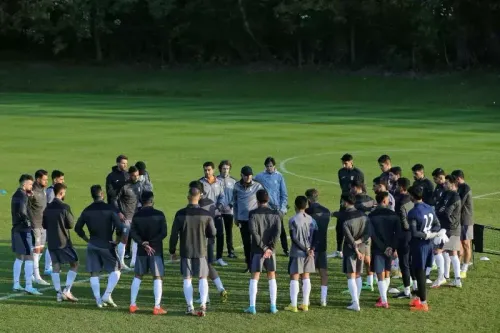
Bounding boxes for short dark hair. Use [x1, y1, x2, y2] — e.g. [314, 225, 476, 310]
[264, 157, 276, 166]
[218, 160, 232, 172]
[372, 177, 381, 184]
[408, 186, 423, 200]
[432, 168, 446, 177]
[189, 180, 204, 193]
[203, 161, 215, 169]
[351, 180, 363, 189]
[305, 188, 319, 201]
[412, 164, 424, 172]
[389, 166, 402, 176]
[35, 169, 48, 179]
[128, 166, 139, 174]
[53, 183, 67, 196]
[445, 174, 459, 185]
[141, 191, 154, 204]
[19, 174, 34, 184]
[90, 185, 103, 200]
[374, 184, 386, 194]
[378, 155, 391, 164]
[375, 191, 389, 204]
[341, 154, 353, 162]
[256, 189, 269, 203]
[451, 170, 465, 179]
[51, 170, 64, 180]
[116, 155, 128, 163]
[294, 196, 308, 210]
[341, 193, 356, 205]
[135, 161, 146, 171]
[188, 187, 201, 197]
[397, 177, 411, 191]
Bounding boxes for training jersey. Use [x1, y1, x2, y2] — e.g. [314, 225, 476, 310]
[408, 202, 440, 243]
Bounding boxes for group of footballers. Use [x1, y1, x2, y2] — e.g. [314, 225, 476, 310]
[9, 152, 473, 315]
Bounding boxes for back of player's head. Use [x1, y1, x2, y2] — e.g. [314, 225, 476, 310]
[451, 169, 465, 179]
[90, 185, 103, 200]
[19, 174, 34, 184]
[294, 196, 308, 210]
[377, 155, 391, 164]
[51, 170, 64, 180]
[128, 166, 139, 174]
[116, 154, 128, 163]
[203, 161, 215, 169]
[218, 160, 232, 172]
[341, 154, 353, 162]
[189, 180, 204, 193]
[375, 191, 389, 204]
[351, 180, 363, 189]
[408, 186, 423, 201]
[135, 161, 147, 174]
[397, 177, 411, 191]
[256, 189, 269, 204]
[341, 193, 356, 205]
[445, 174, 459, 185]
[305, 188, 319, 202]
[372, 177, 381, 185]
[35, 169, 48, 179]
[264, 157, 276, 166]
[374, 184, 386, 193]
[389, 166, 402, 176]
[432, 168, 446, 177]
[188, 187, 201, 199]
[53, 182, 67, 196]
[411, 164, 424, 172]
[141, 191, 154, 204]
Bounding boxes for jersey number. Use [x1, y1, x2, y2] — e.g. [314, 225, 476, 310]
[423, 214, 434, 233]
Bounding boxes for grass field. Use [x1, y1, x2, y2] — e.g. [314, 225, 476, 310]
[0, 65, 500, 332]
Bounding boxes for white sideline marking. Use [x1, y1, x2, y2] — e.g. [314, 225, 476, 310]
[473, 192, 500, 199]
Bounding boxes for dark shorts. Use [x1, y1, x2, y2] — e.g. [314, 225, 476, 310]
[410, 241, 434, 270]
[288, 256, 315, 275]
[461, 225, 474, 241]
[207, 242, 215, 264]
[117, 220, 131, 237]
[370, 253, 392, 274]
[315, 251, 327, 270]
[135, 256, 164, 276]
[180, 258, 209, 278]
[251, 253, 277, 273]
[49, 246, 79, 265]
[12, 231, 33, 255]
[342, 254, 363, 274]
[86, 244, 121, 273]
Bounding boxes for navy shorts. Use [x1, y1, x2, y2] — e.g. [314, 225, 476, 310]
[370, 253, 392, 274]
[12, 231, 33, 255]
[410, 241, 434, 270]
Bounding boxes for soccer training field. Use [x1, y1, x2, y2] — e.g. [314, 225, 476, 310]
[0, 66, 499, 332]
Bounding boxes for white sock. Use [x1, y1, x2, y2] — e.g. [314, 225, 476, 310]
[425, 267, 431, 276]
[462, 263, 469, 272]
[269, 279, 277, 306]
[213, 277, 225, 292]
[404, 286, 411, 296]
[104, 271, 121, 297]
[320, 285, 328, 303]
[51, 273, 61, 292]
[131, 241, 138, 265]
[451, 255, 461, 280]
[384, 277, 390, 302]
[33, 253, 41, 280]
[434, 253, 444, 280]
[13, 259, 23, 286]
[290, 280, 299, 307]
[355, 277, 362, 301]
[153, 279, 162, 307]
[366, 274, 373, 287]
[302, 278, 311, 306]
[130, 277, 141, 306]
[44, 249, 52, 271]
[412, 280, 418, 291]
[377, 280, 386, 303]
[90, 276, 100, 300]
[24, 260, 34, 288]
[183, 279, 194, 308]
[117, 243, 126, 264]
[65, 270, 77, 292]
[199, 278, 209, 306]
[347, 278, 358, 304]
[249, 279, 258, 307]
[443, 252, 451, 278]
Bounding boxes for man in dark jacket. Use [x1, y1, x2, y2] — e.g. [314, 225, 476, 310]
[105, 155, 129, 207]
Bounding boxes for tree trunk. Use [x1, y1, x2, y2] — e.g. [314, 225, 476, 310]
[350, 22, 356, 65]
[91, 0, 103, 62]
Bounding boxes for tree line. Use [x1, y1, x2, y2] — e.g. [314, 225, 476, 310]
[1, 0, 499, 70]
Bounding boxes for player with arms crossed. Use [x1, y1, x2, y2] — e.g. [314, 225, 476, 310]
[244, 189, 281, 315]
[285, 196, 318, 313]
[43, 183, 79, 302]
[129, 191, 168, 315]
[407, 186, 441, 312]
[75, 185, 125, 308]
[169, 186, 216, 317]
